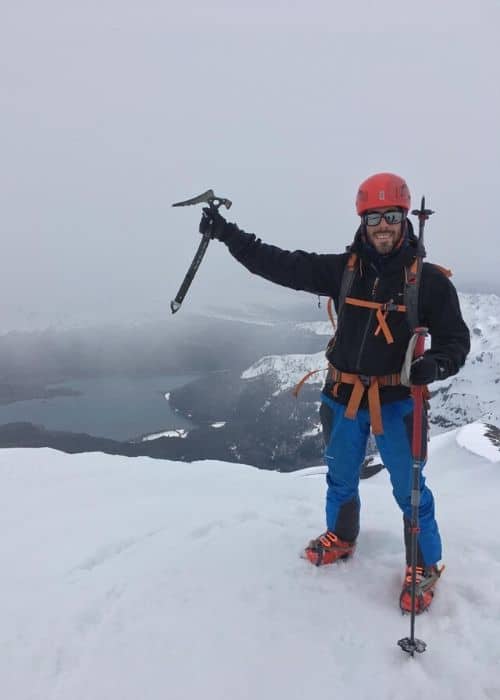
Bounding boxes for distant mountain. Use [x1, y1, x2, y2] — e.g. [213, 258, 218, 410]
[430, 293, 500, 429]
[240, 292, 500, 435]
[2, 293, 497, 472]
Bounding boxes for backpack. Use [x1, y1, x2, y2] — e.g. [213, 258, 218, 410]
[293, 254, 451, 397]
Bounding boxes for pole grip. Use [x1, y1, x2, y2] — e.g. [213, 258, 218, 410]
[411, 327, 428, 460]
[413, 326, 427, 359]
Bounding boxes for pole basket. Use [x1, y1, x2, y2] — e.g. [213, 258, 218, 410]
[398, 637, 427, 655]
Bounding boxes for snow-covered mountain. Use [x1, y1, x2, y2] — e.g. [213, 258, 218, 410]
[1, 422, 499, 699]
[431, 293, 500, 428]
[242, 292, 500, 433]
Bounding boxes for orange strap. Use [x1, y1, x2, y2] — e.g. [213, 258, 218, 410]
[330, 367, 402, 436]
[433, 264, 452, 278]
[345, 376, 366, 418]
[326, 297, 336, 330]
[292, 368, 327, 398]
[329, 367, 401, 388]
[406, 258, 418, 284]
[344, 376, 383, 436]
[319, 531, 339, 549]
[346, 252, 357, 271]
[345, 297, 406, 345]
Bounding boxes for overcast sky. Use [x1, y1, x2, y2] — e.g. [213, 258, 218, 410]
[1, 0, 499, 327]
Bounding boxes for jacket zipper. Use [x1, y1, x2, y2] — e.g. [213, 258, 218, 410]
[355, 276, 379, 373]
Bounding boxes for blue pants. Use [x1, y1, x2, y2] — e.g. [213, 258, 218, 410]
[320, 392, 442, 566]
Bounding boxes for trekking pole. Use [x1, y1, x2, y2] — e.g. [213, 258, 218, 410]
[170, 189, 232, 314]
[397, 326, 428, 656]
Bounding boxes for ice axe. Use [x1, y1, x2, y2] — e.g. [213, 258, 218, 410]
[170, 189, 232, 314]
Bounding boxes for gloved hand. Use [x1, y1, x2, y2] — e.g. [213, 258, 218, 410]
[199, 207, 229, 241]
[410, 355, 443, 385]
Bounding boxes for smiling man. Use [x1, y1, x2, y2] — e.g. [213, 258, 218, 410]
[199, 172, 470, 614]
[364, 206, 406, 253]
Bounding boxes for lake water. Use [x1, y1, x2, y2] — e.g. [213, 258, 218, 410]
[0, 374, 197, 441]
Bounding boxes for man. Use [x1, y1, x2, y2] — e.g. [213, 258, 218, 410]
[199, 172, 470, 613]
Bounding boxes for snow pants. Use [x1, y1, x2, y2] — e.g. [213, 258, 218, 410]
[320, 392, 442, 567]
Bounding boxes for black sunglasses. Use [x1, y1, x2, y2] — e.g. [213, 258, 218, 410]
[363, 210, 405, 226]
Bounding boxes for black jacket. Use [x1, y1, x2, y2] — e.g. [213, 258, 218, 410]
[222, 221, 470, 405]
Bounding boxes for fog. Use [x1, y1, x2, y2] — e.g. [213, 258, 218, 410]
[1, 0, 499, 330]
[0, 311, 324, 395]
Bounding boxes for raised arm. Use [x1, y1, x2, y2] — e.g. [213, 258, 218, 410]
[200, 208, 346, 300]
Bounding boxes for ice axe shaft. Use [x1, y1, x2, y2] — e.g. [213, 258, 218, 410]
[170, 189, 232, 314]
[170, 235, 211, 314]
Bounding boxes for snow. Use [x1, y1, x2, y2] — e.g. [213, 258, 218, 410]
[456, 422, 500, 463]
[296, 320, 333, 336]
[425, 292, 500, 428]
[204, 310, 276, 326]
[302, 424, 322, 437]
[142, 428, 188, 441]
[1, 426, 499, 700]
[241, 351, 327, 392]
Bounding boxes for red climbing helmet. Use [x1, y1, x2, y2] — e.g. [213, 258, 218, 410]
[355, 173, 411, 215]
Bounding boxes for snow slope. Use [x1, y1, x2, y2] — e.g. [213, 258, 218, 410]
[1, 425, 499, 700]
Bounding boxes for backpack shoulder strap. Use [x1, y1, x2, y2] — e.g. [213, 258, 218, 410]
[325, 253, 358, 353]
[338, 252, 358, 317]
[404, 259, 453, 331]
[432, 263, 452, 278]
[404, 257, 422, 332]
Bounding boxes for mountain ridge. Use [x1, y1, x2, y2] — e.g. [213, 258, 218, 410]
[240, 292, 500, 433]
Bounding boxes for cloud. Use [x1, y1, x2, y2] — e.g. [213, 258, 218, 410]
[1, 0, 499, 327]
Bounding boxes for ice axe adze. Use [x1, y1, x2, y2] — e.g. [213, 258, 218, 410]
[170, 189, 232, 314]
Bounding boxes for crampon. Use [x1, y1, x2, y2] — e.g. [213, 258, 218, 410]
[399, 564, 445, 614]
[303, 531, 356, 566]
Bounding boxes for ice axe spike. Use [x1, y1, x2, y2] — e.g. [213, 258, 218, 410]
[170, 189, 232, 314]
